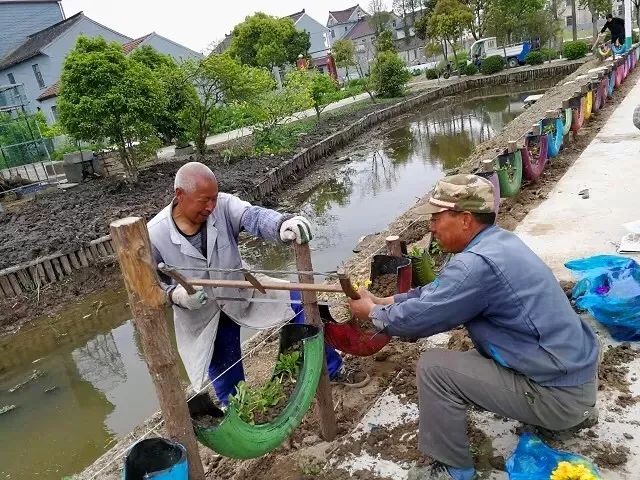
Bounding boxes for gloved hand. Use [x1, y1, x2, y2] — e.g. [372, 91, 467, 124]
[280, 215, 313, 245]
[171, 285, 208, 310]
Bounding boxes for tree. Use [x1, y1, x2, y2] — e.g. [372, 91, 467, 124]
[369, 0, 393, 35]
[129, 46, 197, 145]
[486, 0, 545, 44]
[569, 0, 578, 41]
[376, 29, 398, 52]
[228, 13, 310, 70]
[332, 39, 357, 80]
[427, 0, 474, 77]
[462, 0, 490, 39]
[285, 69, 338, 120]
[58, 36, 164, 182]
[578, 0, 611, 40]
[181, 54, 274, 155]
[521, 9, 562, 48]
[370, 51, 411, 97]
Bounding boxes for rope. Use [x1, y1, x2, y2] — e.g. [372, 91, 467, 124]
[161, 263, 339, 278]
[89, 308, 302, 479]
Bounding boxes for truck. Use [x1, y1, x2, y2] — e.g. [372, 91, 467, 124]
[468, 37, 532, 68]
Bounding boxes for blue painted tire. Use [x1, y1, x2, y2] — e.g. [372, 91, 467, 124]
[608, 71, 616, 95]
[545, 118, 563, 157]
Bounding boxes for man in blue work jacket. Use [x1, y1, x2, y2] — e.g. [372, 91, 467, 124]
[349, 174, 599, 480]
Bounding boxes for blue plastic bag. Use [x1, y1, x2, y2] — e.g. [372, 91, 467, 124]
[565, 255, 640, 341]
[506, 433, 600, 479]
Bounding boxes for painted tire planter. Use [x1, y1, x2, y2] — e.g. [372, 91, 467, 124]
[592, 82, 604, 112]
[609, 70, 616, 95]
[571, 97, 585, 133]
[496, 150, 523, 197]
[193, 324, 323, 459]
[615, 65, 623, 86]
[477, 171, 500, 215]
[583, 91, 593, 121]
[562, 108, 573, 136]
[543, 118, 563, 158]
[522, 135, 549, 182]
[612, 43, 627, 56]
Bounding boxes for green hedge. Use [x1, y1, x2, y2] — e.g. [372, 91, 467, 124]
[425, 68, 439, 79]
[525, 51, 546, 65]
[540, 48, 559, 61]
[562, 40, 589, 60]
[462, 63, 478, 75]
[480, 55, 505, 75]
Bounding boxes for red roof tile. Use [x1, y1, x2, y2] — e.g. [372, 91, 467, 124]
[329, 5, 360, 24]
[122, 34, 151, 54]
[36, 81, 59, 100]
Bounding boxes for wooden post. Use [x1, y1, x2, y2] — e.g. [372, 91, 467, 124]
[294, 242, 337, 441]
[385, 235, 402, 257]
[110, 217, 205, 480]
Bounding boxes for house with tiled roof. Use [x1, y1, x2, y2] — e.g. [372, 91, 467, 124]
[326, 4, 368, 43]
[0, 3, 200, 124]
[287, 9, 331, 60]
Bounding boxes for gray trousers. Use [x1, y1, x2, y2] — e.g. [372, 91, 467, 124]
[417, 349, 597, 468]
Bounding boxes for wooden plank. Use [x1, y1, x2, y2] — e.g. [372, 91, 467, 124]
[28, 266, 41, 288]
[294, 242, 337, 441]
[88, 244, 99, 261]
[36, 263, 48, 284]
[96, 242, 109, 257]
[77, 249, 89, 267]
[0, 275, 14, 297]
[7, 273, 22, 295]
[109, 217, 205, 480]
[16, 269, 33, 291]
[0, 280, 5, 299]
[42, 260, 57, 282]
[51, 258, 65, 279]
[68, 252, 81, 270]
[60, 255, 73, 275]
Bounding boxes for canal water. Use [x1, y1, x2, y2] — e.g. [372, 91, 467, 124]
[0, 79, 558, 479]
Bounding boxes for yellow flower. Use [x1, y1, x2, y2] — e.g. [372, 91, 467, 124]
[550, 461, 598, 480]
[352, 279, 372, 290]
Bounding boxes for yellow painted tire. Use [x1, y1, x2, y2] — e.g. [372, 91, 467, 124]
[583, 91, 593, 121]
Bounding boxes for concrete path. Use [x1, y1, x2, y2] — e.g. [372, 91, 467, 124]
[515, 76, 640, 280]
[156, 92, 371, 160]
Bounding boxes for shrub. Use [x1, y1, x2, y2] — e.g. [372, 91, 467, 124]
[540, 48, 559, 61]
[370, 51, 411, 97]
[562, 40, 589, 60]
[480, 55, 505, 75]
[462, 63, 478, 75]
[525, 51, 546, 65]
[425, 68, 439, 79]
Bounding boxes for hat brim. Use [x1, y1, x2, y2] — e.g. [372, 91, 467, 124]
[414, 200, 449, 215]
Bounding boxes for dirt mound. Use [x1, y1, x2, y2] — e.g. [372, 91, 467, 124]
[598, 343, 640, 393]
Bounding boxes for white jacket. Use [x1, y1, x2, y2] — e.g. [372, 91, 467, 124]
[148, 193, 292, 390]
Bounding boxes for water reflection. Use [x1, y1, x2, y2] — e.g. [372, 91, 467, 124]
[0, 81, 556, 479]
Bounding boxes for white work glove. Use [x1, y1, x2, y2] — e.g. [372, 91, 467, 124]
[171, 285, 208, 310]
[280, 215, 313, 245]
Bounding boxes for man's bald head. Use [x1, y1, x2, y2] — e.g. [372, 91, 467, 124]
[174, 161, 218, 192]
[173, 162, 219, 227]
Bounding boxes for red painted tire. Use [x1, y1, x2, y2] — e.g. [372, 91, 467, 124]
[522, 134, 549, 182]
[571, 97, 585, 133]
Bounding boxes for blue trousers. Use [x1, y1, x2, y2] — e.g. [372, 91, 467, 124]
[208, 290, 343, 405]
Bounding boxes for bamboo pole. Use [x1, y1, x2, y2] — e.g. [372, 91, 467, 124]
[294, 242, 337, 441]
[110, 217, 205, 480]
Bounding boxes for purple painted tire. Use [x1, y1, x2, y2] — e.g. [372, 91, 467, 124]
[522, 135, 549, 182]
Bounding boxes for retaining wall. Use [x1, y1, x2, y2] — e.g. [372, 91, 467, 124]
[0, 60, 586, 298]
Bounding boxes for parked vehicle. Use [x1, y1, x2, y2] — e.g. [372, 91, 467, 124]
[469, 37, 532, 68]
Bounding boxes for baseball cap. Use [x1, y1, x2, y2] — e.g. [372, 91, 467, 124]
[415, 174, 496, 215]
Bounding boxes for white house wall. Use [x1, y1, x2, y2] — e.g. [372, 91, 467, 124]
[0, 1, 64, 59]
[295, 15, 330, 59]
[38, 96, 58, 124]
[141, 34, 202, 62]
[0, 54, 53, 115]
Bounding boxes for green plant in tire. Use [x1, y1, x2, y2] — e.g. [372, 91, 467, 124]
[430, 241, 443, 258]
[274, 350, 302, 383]
[408, 246, 436, 286]
[230, 380, 286, 424]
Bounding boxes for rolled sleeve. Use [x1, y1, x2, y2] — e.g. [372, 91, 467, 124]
[223, 193, 288, 242]
[372, 255, 489, 338]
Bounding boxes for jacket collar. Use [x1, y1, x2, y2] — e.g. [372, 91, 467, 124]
[163, 199, 217, 262]
[463, 225, 496, 252]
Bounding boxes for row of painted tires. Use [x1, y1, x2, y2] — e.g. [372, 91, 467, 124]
[481, 47, 639, 205]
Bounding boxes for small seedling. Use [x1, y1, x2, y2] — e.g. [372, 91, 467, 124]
[274, 350, 302, 383]
[409, 246, 425, 258]
[429, 241, 443, 257]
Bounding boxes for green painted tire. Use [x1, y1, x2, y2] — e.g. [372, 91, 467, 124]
[193, 324, 323, 459]
[496, 150, 523, 198]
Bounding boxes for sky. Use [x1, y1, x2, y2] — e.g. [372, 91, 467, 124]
[61, 0, 384, 53]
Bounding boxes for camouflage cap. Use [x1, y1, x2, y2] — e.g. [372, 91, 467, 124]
[415, 174, 495, 215]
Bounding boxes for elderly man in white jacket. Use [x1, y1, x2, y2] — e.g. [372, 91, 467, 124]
[149, 162, 356, 405]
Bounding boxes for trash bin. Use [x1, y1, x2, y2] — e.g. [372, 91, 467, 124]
[62, 150, 103, 183]
[123, 437, 188, 480]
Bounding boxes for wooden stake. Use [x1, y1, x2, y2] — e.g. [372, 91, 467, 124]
[385, 235, 402, 257]
[110, 217, 205, 480]
[294, 242, 337, 441]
